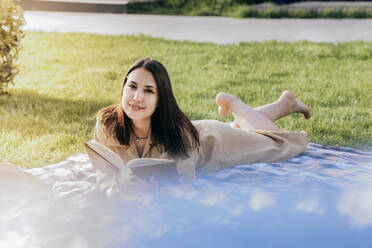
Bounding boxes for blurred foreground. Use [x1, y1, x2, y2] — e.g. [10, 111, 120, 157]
[1, 143, 372, 247]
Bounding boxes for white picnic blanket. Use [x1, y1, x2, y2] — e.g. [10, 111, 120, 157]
[1, 143, 372, 248]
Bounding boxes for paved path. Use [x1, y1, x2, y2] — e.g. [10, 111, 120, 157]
[24, 11, 372, 44]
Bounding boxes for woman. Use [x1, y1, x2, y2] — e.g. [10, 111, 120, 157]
[95, 58, 310, 179]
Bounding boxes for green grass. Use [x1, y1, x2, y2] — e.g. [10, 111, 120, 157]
[1, 32, 371, 168]
[127, 2, 372, 19]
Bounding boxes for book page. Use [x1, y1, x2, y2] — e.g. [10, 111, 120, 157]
[85, 140, 131, 178]
[85, 143, 120, 177]
[86, 140, 124, 167]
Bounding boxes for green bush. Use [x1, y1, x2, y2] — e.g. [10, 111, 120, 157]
[317, 8, 343, 19]
[259, 7, 284, 18]
[238, 6, 257, 17]
[128, 0, 372, 19]
[0, 0, 25, 94]
[128, 0, 246, 15]
[343, 8, 372, 19]
[288, 9, 317, 18]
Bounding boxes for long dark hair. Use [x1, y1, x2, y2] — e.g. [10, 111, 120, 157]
[97, 58, 199, 158]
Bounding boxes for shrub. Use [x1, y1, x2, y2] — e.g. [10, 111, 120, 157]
[128, 0, 372, 19]
[238, 6, 257, 17]
[318, 8, 343, 19]
[289, 9, 317, 18]
[0, 0, 25, 94]
[259, 7, 284, 18]
[343, 8, 372, 19]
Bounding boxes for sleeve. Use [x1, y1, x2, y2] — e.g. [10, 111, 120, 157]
[193, 120, 308, 175]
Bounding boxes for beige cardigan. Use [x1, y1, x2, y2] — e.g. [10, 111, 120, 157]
[94, 119, 307, 179]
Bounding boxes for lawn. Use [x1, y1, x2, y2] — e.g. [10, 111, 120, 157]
[0, 31, 371, 168]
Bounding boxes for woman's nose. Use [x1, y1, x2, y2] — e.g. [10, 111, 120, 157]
[133, 90, 142, 102]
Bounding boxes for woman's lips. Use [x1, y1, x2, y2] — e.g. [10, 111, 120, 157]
[130, 104, 144, 111]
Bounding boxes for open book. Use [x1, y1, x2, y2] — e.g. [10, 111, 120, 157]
[85, 139, 178, 185]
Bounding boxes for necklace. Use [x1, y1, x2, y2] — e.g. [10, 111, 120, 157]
[133, 130, 149, 142]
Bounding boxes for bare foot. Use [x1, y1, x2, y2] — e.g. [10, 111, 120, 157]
[216, 92, 238, 117]
[280, 90, 311, 119]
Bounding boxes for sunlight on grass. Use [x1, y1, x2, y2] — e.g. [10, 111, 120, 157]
[1, 32, 371, 167]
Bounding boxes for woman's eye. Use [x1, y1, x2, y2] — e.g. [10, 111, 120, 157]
[129, 84, 136, 89]
[145, 89, 154, 93]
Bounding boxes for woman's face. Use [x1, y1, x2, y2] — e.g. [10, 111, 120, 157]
[122, 68, 158, 122]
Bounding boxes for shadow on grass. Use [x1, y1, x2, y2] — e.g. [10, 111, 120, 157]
[0, 89, 113, 135]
